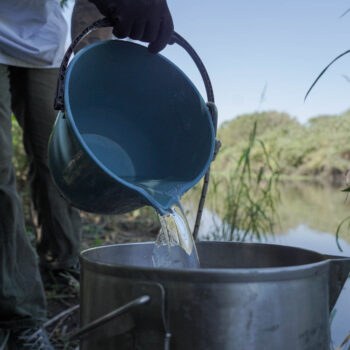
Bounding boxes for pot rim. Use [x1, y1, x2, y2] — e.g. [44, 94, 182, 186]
[80, 241, 331, 283]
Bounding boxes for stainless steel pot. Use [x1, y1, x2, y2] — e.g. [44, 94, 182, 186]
[77, 241, 350, 350]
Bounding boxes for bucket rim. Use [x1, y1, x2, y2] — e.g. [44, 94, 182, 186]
[64, 40, 215, 214]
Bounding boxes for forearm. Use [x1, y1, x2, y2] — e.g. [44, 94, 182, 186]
[71, 0, 112, 52]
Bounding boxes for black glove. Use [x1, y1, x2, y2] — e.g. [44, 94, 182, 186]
[89, 0, 174, 53]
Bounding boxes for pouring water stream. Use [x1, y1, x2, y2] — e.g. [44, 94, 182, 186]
[152, 203, 200, 269]
[82, 133, 200, 268]
[120, 177, 200, 268]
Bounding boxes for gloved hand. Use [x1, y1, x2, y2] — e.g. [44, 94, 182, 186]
[89, 0, 174, 53]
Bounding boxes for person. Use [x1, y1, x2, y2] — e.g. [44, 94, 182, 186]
[0, 0, 174, 349]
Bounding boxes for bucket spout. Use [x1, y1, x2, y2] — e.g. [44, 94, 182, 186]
[323, 254, 350, 311]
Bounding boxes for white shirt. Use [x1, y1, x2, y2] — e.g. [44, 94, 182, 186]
[0, 0, 69, 68]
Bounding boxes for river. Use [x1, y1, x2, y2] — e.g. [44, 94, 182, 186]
[185, 181, 350, 348]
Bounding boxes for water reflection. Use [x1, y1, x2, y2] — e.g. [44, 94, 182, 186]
[187, 181, 350, 243]
[276, 182, 350, 243]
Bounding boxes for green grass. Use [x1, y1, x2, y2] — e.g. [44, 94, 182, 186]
[213, 110, 350, 183]
[203, 120, 280, 241]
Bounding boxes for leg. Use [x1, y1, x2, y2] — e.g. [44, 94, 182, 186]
[0, 64, 46, 329]
[10, 67, 81, 269]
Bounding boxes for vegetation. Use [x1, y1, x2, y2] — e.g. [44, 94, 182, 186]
[202, 121, 280, 241]
[213, 110, 350, 184]
[12, 108, 350, 246]
[12, 116, 27, 183]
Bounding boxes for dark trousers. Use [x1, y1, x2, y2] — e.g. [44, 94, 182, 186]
[0, 64, 81, 328]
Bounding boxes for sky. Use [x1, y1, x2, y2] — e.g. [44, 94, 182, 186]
[64, 0, 350, 125]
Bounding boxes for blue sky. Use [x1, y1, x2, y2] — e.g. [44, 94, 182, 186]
[65, 0, 350, 125]
[162, 0, 350, 125]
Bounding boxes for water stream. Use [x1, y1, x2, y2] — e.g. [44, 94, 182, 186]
[82, 133, 199, 269]
[152, 203, 200, 269]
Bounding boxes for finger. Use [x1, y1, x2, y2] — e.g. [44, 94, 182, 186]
[148, 17, 174, 53]
[113, 17, 134, 39]
[141, 21, 161, 43]
[130, 19, 147, 41]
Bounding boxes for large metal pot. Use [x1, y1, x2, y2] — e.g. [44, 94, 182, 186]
[77, 241, 350, 350]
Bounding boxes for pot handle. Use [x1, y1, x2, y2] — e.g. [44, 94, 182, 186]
[323, 254, 350, 311]
[54, 18, 215, 111]
[69, 295, 150, 340]
[70, 281, 171, 350]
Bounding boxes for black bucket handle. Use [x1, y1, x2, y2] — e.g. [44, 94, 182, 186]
[54, 17, 214, 111]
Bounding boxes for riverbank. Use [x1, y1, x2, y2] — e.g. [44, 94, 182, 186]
[215, 110, 350, 185]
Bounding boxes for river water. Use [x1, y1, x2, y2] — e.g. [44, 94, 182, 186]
[185, 181, 350, 347]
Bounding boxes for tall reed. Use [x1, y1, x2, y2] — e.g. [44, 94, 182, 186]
[207, 120, 280, 241]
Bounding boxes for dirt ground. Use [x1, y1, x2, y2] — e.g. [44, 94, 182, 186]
[44, 211, 160, 349]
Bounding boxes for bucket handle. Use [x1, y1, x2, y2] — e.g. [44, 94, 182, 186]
[54, 17, 215, 110]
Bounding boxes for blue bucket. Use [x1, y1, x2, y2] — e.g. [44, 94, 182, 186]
[49, 19, 216, 215]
